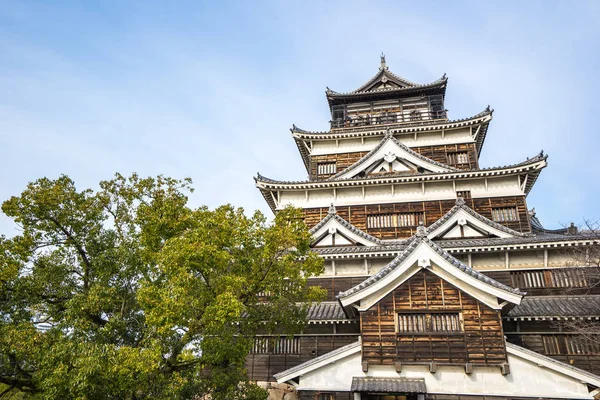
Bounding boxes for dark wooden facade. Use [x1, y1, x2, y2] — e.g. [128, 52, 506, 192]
[303, 196, 531, 239]
[310, 143, 478, 180]
[246, 334, 359, 381]
[361, 271, 507, 367]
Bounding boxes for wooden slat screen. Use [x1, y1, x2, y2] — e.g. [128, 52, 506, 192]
[448, 152, 470, 165]
[510, 268, 590, 289]
[542, 335, 600, 355]
[367, 212, 423, 228]
[317, 162, 337, 175]
[251, 336, 301, 354]
[397, 313, 462, 333]
[491, 207, 519, 222]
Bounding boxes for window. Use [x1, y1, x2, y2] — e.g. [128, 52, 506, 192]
[491, 207, 519, 222]
[367, 212, 423, 229]
[510, 268, 592, 289]
[448, 152, 470, 165]
[317, 162, 337, 175]
[315, 394, 335, 400]
[542, 335, 600, 355]
[251, 336, 300, 354]
[456, 190, 471, 199]
[397, 312, 462, 333]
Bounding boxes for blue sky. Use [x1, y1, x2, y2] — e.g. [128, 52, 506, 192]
[1, 0, 599, 234]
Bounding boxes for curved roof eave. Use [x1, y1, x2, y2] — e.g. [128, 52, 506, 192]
[290, 108, 492, 141]
[254, 153, 548, 191]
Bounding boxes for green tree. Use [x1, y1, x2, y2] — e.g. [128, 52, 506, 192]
[0, 174, 324, 400]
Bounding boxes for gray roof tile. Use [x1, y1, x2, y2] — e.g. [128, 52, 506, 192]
[351, 377, 427, 393]
[506, 295, 600, 318]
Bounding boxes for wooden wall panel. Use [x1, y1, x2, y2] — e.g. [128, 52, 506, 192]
[361, 270, 507, 367]
[506, 334, 600, 375]
[310, 151, 368, 179]
[412, 143, 479, 170]
[303, 196, 531, 239]
[307, 276, 368, 301]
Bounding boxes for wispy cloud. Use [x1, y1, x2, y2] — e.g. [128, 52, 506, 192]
[1, 0, 599, 234]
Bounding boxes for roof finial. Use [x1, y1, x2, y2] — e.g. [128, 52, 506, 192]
[486, 105, 491, 112]
[416, 221, 426, 237]
[328, 203, 336, 215]
[379, 52, 388, 71]
[456, 196, 465, 206]
[540, 149, 544, 157]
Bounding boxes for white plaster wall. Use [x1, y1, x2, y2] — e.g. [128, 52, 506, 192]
[276, 175, 523, 210]
[309, 128, 475, 156]
[335, 259, 366, 276]
[298, 352, 593, 399]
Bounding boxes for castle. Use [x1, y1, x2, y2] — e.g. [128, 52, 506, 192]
[250, 55, 600, 400]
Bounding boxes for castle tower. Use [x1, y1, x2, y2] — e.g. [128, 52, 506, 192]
[252, 56, 600, 400]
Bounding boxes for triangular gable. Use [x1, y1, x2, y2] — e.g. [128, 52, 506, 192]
[338, 227, 524, 311]
[427, 197, 526, 240]
[275, 340, 600, 398]
[329, 132, 457, 181]
[310, 204, 383, 247]
[352, 54, 416, 93]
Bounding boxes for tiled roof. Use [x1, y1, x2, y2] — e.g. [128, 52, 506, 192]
[351, 377, 427, 394]
[326, 77, 447, 98]
[426, 197, 528, 238]
[306, 301, 354, 322]
[291, 107, 492, 138]
[311, 231, 598, 257]
[337, 232, 525, 300]
[506, 295, 600, 318]
[255, 152, 547, 187]
[309, 204, 384, 245]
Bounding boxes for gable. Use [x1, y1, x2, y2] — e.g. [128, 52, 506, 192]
[309, 208, 383, 247]
[332, 135, 456, 181]
[338, 237, 523, 311]
[427, 200, 525, 240]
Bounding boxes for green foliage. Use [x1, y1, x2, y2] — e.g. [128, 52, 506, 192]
[0, 174, 324, 399]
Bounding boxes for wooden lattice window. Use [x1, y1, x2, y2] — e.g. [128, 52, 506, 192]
[448, 152, 470, 165]
[317, 162, 337, 175]
[315, 394, 335, 400]
[542, 335, 600, 355]
[397, 312, 462, 333]
[251, 336, 301, 354]
[456, 190, 471, 199]
[367, 212, 423, 228]
[491, 207, 519, 222]
[510, 268, 591, 289]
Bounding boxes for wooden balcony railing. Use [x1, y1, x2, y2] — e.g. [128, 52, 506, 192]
[331, 110, 447, 129]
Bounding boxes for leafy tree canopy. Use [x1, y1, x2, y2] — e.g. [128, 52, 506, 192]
[0, 174, 324, 399]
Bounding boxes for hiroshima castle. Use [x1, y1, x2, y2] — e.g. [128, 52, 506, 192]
[251, 55, 600, 400]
